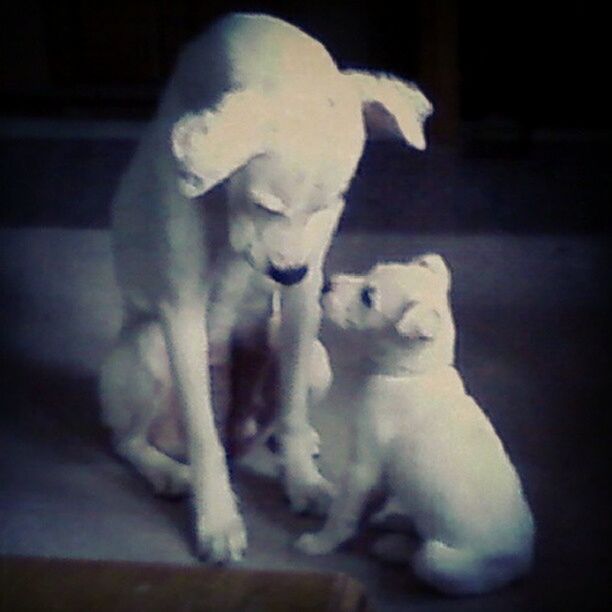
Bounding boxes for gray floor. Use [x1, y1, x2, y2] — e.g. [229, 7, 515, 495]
[1, 228, 609, 611]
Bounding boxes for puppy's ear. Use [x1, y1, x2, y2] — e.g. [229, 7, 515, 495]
[413, 253, 451, 290]
[343, 70, 433, 150]
[171, 89, 269, 197]
[395, 304, 441, 340]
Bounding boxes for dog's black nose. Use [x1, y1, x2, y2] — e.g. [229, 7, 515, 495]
[321, 277, 333, 294]
[268, 265, 309, 286]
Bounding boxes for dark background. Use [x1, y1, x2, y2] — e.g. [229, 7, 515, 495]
[0, 0, 610, 233]
[1, 1, 609, 130]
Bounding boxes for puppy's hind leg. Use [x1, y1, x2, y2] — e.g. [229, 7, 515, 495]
[412, 540, 532, 595]
[99, 319, 190, 498]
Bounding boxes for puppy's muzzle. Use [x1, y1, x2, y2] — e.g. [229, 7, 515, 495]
[268, 264, 309, 286]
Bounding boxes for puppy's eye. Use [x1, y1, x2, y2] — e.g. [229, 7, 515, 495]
[360, 286, 375, 308]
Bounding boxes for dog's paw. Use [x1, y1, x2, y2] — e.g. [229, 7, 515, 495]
[285, 471, 336, 516]
[295, 532, 338, 556]
[196, 513, 247, 563]
[280, 427, 334, 514]
[147, 463, 191, 499]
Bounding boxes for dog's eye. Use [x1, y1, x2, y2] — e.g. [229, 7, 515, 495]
[254, 201, 285, 216]
[251, 192, 286, 216]
[360, 286, 375, 308]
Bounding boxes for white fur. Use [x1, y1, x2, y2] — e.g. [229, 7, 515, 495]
[99, 12, 431, 562]
[296, 255, 534, 595]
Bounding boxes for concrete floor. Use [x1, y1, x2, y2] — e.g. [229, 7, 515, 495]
[1, 227, 609, 611]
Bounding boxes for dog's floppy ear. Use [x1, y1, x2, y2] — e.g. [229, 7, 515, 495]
[171, 89, 269, 197]
[343, 70, 433, 150]
[413, 253, 451, 290]
[395, 303, 441, 340]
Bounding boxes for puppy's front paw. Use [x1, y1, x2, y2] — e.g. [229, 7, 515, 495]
[196, 514, 247, 563]
[295, 532, 338, 556]
[285, 471, 336, 516]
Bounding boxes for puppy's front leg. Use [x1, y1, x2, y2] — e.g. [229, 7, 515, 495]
[278, 272, 334, 514]
[296, 462, 380, 555]
[161, 301, 246, 562]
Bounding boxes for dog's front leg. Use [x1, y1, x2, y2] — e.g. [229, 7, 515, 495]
[277, 272, 334, 514]
[161, 300, 246, 562]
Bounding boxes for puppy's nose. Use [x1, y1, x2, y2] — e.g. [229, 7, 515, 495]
[268, 264, 309, 286]
[321, 277, 333, 295]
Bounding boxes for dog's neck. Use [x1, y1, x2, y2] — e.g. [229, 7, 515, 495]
[365, 324, 456, 378]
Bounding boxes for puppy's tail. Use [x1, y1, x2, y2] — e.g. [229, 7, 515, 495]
[412, 540, 532, 596]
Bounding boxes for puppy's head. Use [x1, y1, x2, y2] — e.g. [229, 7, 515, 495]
[322, 254, 451, 346]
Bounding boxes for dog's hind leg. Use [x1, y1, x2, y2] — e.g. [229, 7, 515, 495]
[99, 319, 190, 497]
[114, 434, 191, 498]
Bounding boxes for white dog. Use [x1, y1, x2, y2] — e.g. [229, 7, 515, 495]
[296, 254, 535, 595]
[98, 12, 433, 562]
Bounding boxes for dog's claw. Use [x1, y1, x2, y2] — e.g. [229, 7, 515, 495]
[196, 515, 247, 563]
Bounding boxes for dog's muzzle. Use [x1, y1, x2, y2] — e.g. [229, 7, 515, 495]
[267, 264, 309, 286]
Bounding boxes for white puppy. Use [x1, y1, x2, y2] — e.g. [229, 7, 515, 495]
[98, 12, 432, 562]
[296, 254, 535, 595]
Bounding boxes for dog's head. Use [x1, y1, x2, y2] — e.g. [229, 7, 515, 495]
[221, 146, 353, 286]
[171, 72, 431, 286]
[322, 254, 452, 349]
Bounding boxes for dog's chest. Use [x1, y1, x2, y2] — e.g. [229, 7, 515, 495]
[208, 264, 276, 338]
